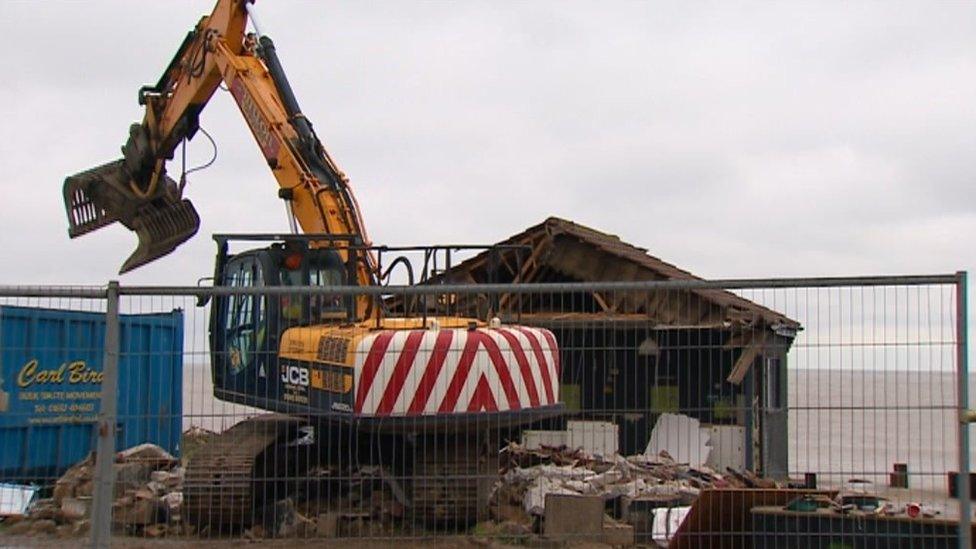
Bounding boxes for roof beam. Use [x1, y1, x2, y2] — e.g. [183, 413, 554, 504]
[498, 235, 550, 312]
[726, 330, 768, 385]
[592, 291, 613, 313]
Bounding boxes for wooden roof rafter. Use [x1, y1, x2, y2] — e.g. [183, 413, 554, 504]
[416, 217, 800, 333]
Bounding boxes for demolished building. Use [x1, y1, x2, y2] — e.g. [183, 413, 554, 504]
[414, 217, 800, 478]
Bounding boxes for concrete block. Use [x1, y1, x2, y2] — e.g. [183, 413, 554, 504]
[315, 512, 340, 537]
[59, 497, 91, 521]
[567, 420, 619, 457]
[603, 522, 635, 546]
[543, 494, 603, 540]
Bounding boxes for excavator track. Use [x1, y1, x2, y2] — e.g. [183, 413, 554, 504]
[411, 435, 496, 528]
[184, 415, 303, 531]
[186, 417, 501, 532]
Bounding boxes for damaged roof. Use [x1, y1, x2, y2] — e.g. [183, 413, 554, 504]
[437, 216, 801, 331]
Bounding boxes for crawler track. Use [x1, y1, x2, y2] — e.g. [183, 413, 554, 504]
[185, 416, 500, 531]
[411, 435, 495, 528]
[183, 415, 302, 530]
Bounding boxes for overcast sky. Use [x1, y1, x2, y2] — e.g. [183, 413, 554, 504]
[0, 1, 972, 293]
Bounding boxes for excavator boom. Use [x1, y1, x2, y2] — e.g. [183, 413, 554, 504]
[63, 0, 246, 272]
[62, 0, 374, 287]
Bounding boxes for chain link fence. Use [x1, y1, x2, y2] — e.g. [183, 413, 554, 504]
[0, 274, 969, 547]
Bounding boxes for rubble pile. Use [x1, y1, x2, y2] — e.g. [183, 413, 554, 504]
[1, 428, 788, 543]
[4, 443, 186, 539]
[110, 444, 185, 537]
[180, 425, 216, 459]
[494, 441, 779, 518]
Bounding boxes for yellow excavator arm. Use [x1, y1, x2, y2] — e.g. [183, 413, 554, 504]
[63, 0, 375, 289]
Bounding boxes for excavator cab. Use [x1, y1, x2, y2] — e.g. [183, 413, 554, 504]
[62, 124, 201, 274]
[208, 235, 356, 408]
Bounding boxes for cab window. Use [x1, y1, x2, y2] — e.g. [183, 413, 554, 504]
[223, 258, 264, 373]
[310, 261, 347, 319]
[279, 250, 347, 323]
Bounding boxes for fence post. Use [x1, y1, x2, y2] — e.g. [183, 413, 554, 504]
[957, 271, 970, 549]
[91, 281, 120, 548]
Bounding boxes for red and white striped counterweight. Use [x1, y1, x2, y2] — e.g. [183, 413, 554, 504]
[353, 326, 560, 416]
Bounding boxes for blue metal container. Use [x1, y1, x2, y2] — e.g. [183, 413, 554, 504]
[0, 306, 183, 482]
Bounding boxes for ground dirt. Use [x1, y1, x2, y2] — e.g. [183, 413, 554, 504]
[0, 534, 617, 549]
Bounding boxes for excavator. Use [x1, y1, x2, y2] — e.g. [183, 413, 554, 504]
[62, 0, 562, 531]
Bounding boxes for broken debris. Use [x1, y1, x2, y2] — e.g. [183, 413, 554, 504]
[0, 482, 38, 516]
[645, 413, 711, 468]
[500, 440, 748, 519]
[3, 442, 184, 539]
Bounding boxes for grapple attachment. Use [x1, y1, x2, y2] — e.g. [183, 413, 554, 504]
[63, 159, 200, 274]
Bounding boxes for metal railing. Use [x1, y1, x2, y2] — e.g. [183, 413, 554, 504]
[0, 274, 969, 547]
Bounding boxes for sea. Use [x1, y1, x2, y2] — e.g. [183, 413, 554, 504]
[790, 368, 976, 494]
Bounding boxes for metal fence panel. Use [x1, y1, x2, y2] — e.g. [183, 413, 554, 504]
[0, 275, 969, 548]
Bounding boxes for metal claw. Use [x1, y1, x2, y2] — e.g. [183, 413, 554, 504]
[63, 158, 200, 273]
